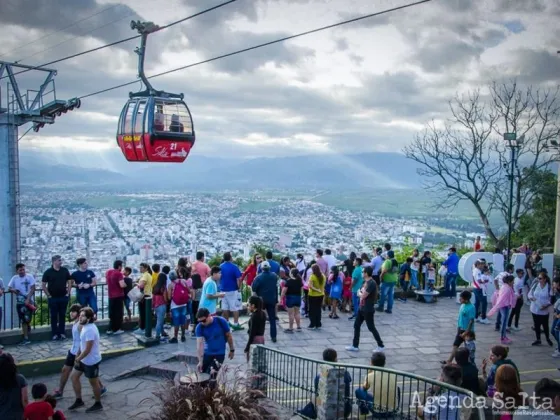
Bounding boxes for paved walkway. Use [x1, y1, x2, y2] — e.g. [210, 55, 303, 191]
[265, 297, 559, 393]
[7, 332, 139, 363]
[5, 297, 559, 418]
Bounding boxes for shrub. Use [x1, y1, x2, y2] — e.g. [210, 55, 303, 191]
[150, 365, 277, 420]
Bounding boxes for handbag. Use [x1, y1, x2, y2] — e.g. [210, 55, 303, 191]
[128, 285, 144, 303]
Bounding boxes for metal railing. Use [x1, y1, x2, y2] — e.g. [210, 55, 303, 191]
[251, 345, 485, 420]
[1, 283, 139, 331]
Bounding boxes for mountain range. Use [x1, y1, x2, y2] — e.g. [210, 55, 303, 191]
[19, 149, 422, 190]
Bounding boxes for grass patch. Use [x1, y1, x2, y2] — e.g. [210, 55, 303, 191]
[80, 196, 155, 209]
[237, 200, 281, 212]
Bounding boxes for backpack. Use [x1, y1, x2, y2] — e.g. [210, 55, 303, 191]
[172, 280, 190, 305]
[390, 259, 399, 274]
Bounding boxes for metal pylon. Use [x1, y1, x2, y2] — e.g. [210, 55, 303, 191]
[0, 61, 79, 330]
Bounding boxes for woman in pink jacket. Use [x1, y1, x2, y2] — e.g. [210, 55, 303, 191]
[488, 275, 516, 345]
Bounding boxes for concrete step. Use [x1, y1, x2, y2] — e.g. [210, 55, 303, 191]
[148, 360, 189, 380]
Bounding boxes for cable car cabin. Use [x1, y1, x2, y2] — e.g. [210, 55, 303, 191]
[116, 97, 195, 163]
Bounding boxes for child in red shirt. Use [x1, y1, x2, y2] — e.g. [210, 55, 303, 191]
[45, 395, 66, 420]
[24, 383, 54, 420]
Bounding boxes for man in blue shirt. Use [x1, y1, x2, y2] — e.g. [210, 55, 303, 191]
[195, 307, 235, 379]
[71, 258, 98, 314]
[442, 247, 460, 299]
[219, 252, 243, 331]
[257, 251, 280, 275]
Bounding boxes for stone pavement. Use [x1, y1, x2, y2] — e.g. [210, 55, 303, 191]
[5, 297, 559, 418]
[264, 297, 559, 394]
[6, 331, 139, 363]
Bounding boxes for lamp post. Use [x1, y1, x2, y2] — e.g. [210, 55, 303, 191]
[546, 139, 560, 257]
[503, 133, 524, 258]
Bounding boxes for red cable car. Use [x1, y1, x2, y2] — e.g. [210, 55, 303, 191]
[116, 21, 195, 163]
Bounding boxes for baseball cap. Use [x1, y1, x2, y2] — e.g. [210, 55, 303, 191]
[169, 271, 178, 281]
[261, 261, 271, 270]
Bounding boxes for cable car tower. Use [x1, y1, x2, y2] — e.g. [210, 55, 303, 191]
[0, 61, 79, 327]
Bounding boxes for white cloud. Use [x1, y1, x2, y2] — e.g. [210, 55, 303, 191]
[0, 0, 558, 167]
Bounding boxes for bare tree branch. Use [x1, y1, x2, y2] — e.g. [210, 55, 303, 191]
[404, 80, 560, 247]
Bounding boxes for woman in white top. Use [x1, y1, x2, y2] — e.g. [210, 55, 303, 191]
[528, 273, 553, 346]
[507, 268, 525, 331]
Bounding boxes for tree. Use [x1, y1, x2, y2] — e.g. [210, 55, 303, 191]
[512, 168, 557, 249]
[404, 81, 560, 246]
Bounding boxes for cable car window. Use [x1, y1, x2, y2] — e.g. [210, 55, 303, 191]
[134, 100, 147, 134]
[123, 101, 135, 134]
[154, 99, 193, 135]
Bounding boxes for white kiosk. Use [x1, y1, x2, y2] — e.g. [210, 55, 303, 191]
[456, 251, 554, 304]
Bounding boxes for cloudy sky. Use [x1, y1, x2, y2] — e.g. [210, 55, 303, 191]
[0, 0, 559, 169]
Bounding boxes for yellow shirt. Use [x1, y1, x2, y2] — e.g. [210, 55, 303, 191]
[308, 274, 325, 297]
[151, 272, 159, 289]
[363, 370, 399, 411]
[141, 272, 153, 296]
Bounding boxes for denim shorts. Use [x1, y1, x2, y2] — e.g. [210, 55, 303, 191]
[171, 305, 188, 326]
[286, 295, 302, 308]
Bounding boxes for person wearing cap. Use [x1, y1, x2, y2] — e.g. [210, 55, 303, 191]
[42, 255, 72, 341]
[442, 247, 460, 299]
[8, 263, 36, 345]
[195, 307, 235, 378]
[252, 261, 280, 342]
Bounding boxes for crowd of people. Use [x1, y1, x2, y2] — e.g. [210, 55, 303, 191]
[1, 242, 559, 418]
[0, 244, 557, 353]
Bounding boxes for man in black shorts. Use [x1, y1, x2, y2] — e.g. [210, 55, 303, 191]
[195, 308, 235, 378]
[69, 308, 103, 413]
[53, 304, 106, 399]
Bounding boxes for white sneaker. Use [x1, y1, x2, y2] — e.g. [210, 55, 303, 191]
[374, 346, 386, 352]
[510, 326, 521, 331]
[479, 319, 490, 325]
[553, 350, 560, 358]
[475, 318, 481, 323]
[113, 330, 125, 335]
[345, 346, 359, 352]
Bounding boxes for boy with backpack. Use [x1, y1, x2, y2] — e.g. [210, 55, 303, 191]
[167, 268, 194, 344]
[376, 250, 399, 314]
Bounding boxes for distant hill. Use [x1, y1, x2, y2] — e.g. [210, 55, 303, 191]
[20, 163, 126, 186]
[19, 149, 422, 189]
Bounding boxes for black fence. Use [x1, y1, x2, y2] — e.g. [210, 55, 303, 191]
[251, 345, 485, 420]
[1, 283, 138, 331]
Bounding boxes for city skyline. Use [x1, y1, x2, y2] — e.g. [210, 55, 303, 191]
[15, 189, 483, 280]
